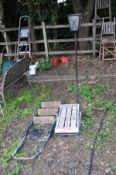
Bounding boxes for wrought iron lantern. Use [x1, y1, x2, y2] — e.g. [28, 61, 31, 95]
[67, 14, 81, 32]
[67, 14, 81, 103]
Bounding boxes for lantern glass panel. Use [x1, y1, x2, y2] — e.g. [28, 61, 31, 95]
[68, 14, 81, 32]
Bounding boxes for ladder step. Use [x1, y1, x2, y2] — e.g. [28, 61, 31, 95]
[17, 51, 30, 54]
[38, 108, 58, 116]
[33, 116, 55, 125]
[18, 43, 29, 46]
[41, 101, 61, 108]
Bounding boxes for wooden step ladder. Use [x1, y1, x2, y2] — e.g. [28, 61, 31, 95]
[94, 0, 112, 55]
[99, 18, 116, 61]
[33, 101, 61, 125]
[33, 102, 81, 134]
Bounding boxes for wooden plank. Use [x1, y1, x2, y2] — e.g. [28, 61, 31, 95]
[64, 104, 72, 129]
[33, 116, 54, 125]
[92, 19, 96, 57]
[0, 22, 94, 32]
[76, 105, 81, 132]
[48, 38, 93, 43]
[48, 50, 96, 55]
[38, 108, 58, 116]
[41, 101, 61, 108]
[0, 50, 99, 58]
[70, 104, 77, 129]
[55, 105, 63, 128]
[42, 21, 49, 57]
[0, 38, 93, 46]
[57, 105, 67, 129]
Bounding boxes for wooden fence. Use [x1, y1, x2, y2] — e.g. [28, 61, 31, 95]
[0, 20, 100, 57]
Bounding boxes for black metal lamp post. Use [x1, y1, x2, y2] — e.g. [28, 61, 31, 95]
[67, 14, 81, 103]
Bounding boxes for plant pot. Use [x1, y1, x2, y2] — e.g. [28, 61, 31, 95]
[60, 56, 69, 64]
[51, 58, 60, 67]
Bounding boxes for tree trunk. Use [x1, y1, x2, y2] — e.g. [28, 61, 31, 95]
[72, 0, 95, 49]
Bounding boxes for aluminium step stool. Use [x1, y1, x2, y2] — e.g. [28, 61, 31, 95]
[16, 16, 31, 60]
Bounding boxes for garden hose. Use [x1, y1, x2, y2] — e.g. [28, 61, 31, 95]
[12, 115, 57, 161]
[12, 120, 33, 159]
[87, 99, 116, 175]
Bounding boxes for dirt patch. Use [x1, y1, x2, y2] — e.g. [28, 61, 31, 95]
[38, 56, 116, 76]
[0, 56, 116, 175]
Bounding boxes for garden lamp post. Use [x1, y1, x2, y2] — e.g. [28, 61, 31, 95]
[67, 14, 81, 103]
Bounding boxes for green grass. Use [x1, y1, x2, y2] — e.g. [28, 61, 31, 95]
[67, 83, 114, 129]
[67, 83, 108, 102]
[0, 87, 49, 137]
[0, 86, 50, 172]
[68, 83, 116, 158]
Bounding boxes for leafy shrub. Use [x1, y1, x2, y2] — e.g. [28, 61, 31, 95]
[67, 83, 108, 102]
[36, 57, 52, 72]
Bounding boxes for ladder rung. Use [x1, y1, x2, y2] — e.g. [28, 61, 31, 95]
[18, 51, 30, 54]
[18, 43, 30, 46]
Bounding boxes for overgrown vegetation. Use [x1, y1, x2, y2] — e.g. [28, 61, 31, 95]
[67, 83, 113, 128]
[36, 57, 52, 72]
[0, 87, 49, 138]
[67, 82, 116, 161]
[0, 86, 50, 174]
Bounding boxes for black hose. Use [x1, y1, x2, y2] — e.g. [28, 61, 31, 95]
[12, 115, 56, 161]
[87, 100, 116, 175]
[13, 120, 33, 156]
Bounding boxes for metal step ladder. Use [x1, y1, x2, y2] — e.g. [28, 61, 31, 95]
[16, 16, 31, 60]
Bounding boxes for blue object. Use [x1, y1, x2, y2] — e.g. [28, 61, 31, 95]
[2, 60, 16, 74]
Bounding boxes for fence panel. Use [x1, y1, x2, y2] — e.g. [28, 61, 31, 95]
[0, 21, 99, 57]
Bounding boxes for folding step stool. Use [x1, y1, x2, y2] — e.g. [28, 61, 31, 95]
[16, 16, 31, 60]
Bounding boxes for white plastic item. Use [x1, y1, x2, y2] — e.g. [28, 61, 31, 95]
[29, 65, 36, 75]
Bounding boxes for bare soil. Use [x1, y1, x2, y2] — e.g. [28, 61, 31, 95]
[0, 56, 116, 175]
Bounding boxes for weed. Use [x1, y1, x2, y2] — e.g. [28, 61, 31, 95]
[68, 83, 110, 129]
[99, 128, 110, 139]
[0, 139, 19, 168]
[96, 128, 111, 156]
[0, 86, 50, 172]
[83, 117, 94, 128]
[36, 57, 52, 71]
[94, 100, 112, 109]
[67, 83, 108, 102]
[53, 44, 65, 51]
[7, 166, 20, 175]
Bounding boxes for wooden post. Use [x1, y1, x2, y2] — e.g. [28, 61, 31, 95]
[42, 21, 49, 57]
[92, 19, 96, 57]
[0, 24, 11, 54]
[2, 30, 10, 54]
[109, 0, 112, 21]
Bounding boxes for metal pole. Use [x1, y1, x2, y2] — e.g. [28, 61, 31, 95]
[74, 32, 79, 104]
